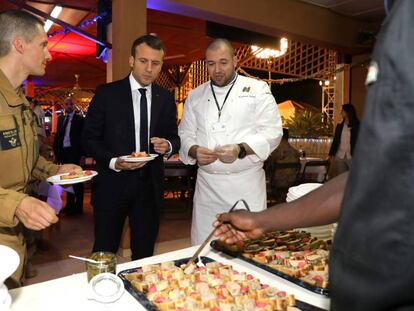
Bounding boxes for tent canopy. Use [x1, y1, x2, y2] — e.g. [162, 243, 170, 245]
[278, 100, 319, 122]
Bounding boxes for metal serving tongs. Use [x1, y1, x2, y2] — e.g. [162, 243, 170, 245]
[184, 199, 251, 270]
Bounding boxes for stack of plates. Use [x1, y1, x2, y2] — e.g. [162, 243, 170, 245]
[286, 183, 323, 202]
[0, 245, 20, 311]
[286, 183, 334, 240]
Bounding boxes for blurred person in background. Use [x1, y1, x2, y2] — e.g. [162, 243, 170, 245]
[264, 128, 300, 202]
[329, 103, 359, 176]
[53, 97, 85, 215]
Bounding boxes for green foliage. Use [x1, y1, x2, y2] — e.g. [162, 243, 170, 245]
[283, 110, 333, 137]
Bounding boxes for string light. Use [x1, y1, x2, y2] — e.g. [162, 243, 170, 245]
[288, 138, 333, 144]
[251, 38, 288, 59]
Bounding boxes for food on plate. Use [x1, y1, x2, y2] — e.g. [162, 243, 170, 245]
[60, 170, 93, 180]
[128, 151, 150, 158]
[124, 260, 299, 311]
[215, 230, 331, 289]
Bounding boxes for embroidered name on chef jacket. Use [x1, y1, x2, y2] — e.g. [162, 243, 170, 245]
[238, 85, 256, 98]
[0, 128, 21, 150]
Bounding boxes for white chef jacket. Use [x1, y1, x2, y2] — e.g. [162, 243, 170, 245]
[179, 74, 283, 245]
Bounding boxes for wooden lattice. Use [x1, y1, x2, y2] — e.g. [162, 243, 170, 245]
[163, 40, 338, 122]
[33, 87, 95, 112]
[173, 61, 209, 102]
[158, 40, 337, 103]
[236, 41, 336, 80]
[155, 70, 176, 91]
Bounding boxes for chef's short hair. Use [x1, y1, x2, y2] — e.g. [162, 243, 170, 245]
[206, 38, 235, 57]
[131, 34, 165, 57]
[0, 10, 44, 58]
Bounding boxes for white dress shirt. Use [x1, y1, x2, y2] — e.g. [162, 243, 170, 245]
[109, 73, 171, 171]
[130, 74, 152, 152]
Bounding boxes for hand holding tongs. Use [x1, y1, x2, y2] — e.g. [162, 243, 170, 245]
[184, 199, 251, 269]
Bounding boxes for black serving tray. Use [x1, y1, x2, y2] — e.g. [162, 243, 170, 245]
[210, 240, 330, 297]
[118, 256, 325, 311]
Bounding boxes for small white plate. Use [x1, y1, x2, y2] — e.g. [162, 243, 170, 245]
[0, 245, 19, 284]
[120, 154, 158, 162]
[47, 170, 98, 185]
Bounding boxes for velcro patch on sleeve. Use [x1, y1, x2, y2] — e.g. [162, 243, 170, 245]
[0, 128, 21, 150]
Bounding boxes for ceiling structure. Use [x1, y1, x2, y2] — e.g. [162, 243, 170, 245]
[298, 0, 385, 22]
[0, 0, 386, 90]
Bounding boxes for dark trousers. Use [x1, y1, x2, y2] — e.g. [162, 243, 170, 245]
[92, 172, 159, 260]
[61, 147, 84, 213]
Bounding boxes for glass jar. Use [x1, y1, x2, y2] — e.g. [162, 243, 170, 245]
[86, 252, 117, 282]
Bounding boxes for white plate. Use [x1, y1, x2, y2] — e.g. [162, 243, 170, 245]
[47, 170, 98, 185]
[0, 245, 19, 284]
[288, 183, 322, 198]
[120, 153, 158, 162]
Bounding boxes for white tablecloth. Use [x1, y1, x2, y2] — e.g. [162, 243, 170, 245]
[9, 246, 330, 310]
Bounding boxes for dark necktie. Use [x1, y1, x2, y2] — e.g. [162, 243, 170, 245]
[62, 115, 69, 133]
[138, 88, 148, 152]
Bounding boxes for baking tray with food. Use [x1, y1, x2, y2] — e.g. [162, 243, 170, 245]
[210, 230, 330, 297]
[118, 256, 325, 311]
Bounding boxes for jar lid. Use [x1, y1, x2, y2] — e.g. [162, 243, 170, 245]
[88, 273, 124, 303]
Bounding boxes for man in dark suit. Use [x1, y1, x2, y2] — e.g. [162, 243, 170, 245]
[53, 97, 84, 215]
[82, 35, 180, 260]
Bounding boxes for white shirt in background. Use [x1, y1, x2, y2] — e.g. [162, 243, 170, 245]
[336, 123, 351, 159]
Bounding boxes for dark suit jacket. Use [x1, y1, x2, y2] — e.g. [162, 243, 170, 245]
[329, 121, 359, 156]
[82, 76, 180, 210]
[53, 112, 84, 163]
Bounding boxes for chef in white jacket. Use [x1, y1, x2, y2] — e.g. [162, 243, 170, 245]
[179, 38, 282, 245]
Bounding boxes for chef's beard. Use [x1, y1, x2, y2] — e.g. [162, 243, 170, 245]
[212, 72, 237, 87]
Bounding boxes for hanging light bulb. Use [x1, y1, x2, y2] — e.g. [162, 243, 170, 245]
[44, 5, 62, 32]
[251, 38, 288, 59]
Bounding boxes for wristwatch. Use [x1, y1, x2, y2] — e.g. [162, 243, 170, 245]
[237, 143, 247, 159]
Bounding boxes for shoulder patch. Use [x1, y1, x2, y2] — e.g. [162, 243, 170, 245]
[0, 128, 21, 150]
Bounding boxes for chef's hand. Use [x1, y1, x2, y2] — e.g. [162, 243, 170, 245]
[190, 146, 217, 166]
[151, 137, 171, 154]
[15, 196, 59, 230]
[213, 210, 264, 244]
[57, 164, 82, 174]
[215, 144, 240, 163]
[115, 158, 147, 170]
